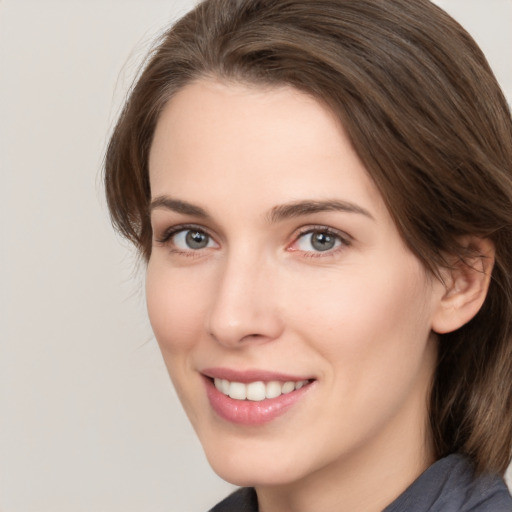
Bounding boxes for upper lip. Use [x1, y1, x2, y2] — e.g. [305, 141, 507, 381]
[201, 367, 314, 383]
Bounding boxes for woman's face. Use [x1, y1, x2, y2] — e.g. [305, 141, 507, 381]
[147, 80, 444, 487]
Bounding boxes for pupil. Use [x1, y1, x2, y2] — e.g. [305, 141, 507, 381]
[186, 230, 208, 249]
[312, 232, 335, 251]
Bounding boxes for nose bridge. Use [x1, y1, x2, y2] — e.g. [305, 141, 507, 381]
[207, 245, 282, 347]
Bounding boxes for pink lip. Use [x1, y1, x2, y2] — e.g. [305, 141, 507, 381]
[201, 368, 315, 425]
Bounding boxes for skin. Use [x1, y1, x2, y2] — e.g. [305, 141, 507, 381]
[146, 79, 454, 512]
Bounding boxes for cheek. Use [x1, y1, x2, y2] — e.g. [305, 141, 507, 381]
[145, 261, 207, 354]
[291, 262, 436, 441]
[291, 260, 433, 371]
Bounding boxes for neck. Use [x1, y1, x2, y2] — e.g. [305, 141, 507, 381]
[257, 426, 434, 512]
[256, 436, 433, 512]
[255, 344, 437, 512]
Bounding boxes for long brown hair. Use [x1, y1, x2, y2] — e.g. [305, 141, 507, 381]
[105, 0, 512, 474]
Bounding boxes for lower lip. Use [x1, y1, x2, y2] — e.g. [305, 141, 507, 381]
[204, 377, 313, 425]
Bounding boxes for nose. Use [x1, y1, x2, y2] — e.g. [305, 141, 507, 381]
[206, 252, 284, 348]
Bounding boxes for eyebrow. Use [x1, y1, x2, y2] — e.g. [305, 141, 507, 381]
[267, 199, 374, 223]
[150, 196, 209, 218]
[150, 195, 374, 222]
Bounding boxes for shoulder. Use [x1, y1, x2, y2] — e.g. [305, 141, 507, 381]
[384, 454, 512, 512]
[208, 487, 258, 512]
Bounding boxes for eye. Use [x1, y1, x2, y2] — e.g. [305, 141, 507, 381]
[293, 228, 348, 253]
[172, 228, 216, 250]
[155, 225, 218, 253]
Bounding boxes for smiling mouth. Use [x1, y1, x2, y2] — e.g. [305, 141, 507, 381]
[212, 378, 312, 401]
[203, 372, 315, 424]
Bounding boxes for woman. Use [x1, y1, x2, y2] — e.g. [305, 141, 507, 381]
[104, 0, 512, 510]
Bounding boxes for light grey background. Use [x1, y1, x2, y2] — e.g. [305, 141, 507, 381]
[0, 1, 510, 511]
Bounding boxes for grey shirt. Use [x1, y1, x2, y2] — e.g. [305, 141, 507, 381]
[209, 454, 512, 511]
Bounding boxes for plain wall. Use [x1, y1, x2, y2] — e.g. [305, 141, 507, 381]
[1, 1, 511, 511]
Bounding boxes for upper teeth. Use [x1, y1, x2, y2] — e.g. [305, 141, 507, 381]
[214, 378, 308, 401]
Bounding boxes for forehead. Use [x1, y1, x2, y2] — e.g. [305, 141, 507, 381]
[149, 79, 344, 169]
[148, 79, 385, 218]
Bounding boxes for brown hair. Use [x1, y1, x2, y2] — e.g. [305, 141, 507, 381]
[105, 0, 512, 474]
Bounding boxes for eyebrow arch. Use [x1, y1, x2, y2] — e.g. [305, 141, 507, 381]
[267, 199, 374, 223]
[150, 196, 209, 218]
[150, 195, 374, 223]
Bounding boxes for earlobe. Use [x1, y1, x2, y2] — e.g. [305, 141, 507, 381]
[431, 238, 495, 334]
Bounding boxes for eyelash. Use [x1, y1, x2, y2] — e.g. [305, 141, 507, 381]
[155, 224, 216, 256]
[154, 224, 351, 257]
[290, 226, 351, 258]
[157, 224, 202, 244]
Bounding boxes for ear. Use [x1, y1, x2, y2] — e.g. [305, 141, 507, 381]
[431, 237, 495, 334]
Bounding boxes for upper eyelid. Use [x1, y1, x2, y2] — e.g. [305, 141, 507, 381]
[293, 225, 352, 242]
[155, 223, 216, 245]
[285, 225, 352, 256]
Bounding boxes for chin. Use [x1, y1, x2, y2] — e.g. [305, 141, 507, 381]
[209, 456, 305, 488]
[199, 431, 314, 487]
